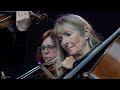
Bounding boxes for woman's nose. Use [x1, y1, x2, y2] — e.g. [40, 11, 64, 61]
[62, 36, 69, 45]
[44, 48, 49, 53]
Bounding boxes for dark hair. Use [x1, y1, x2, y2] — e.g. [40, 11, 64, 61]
[37, 29, 54, 46]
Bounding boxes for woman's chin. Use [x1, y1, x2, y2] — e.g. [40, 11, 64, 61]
[69, 51, 77, 56]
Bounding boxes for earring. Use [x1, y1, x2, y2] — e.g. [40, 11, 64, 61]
[86, 38, 89, 40]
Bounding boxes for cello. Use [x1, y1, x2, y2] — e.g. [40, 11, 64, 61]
[88, 35, 120, 79]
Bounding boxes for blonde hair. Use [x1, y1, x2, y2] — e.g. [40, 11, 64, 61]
[55, 14, 100, 46]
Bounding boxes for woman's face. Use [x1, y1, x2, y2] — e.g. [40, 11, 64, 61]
[58, 27, 85, 56]
[41, 36, 57, 62]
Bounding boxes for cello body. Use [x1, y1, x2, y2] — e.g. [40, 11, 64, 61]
[89, 35, 120, 79]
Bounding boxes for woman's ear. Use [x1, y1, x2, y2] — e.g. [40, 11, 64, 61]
[84, 26, 90, 40]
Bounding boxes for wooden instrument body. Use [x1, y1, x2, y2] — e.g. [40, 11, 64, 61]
[0, 15, 15, 29]
[89, 35, 120, 79]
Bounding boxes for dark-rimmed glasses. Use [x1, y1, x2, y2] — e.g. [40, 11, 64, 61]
[38, 45, 56, 52]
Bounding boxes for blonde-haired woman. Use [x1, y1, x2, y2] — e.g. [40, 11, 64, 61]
[53, 14, 101, 70]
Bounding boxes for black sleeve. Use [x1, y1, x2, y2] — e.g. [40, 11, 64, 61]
[9, 30, 28, 67]
[0, 27, 28, 78]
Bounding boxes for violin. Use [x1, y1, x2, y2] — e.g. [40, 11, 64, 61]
[0, 14, 14, 29]
[0, 11, 48, 29]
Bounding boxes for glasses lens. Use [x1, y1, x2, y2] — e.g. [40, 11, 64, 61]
[40, 45, 56, 51]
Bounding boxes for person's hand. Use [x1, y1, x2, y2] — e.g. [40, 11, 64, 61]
[61, 56, 76, 69]
[48, 64, 56, 73]
[1, 71, 12, 79]
[16, 11, 31, 31]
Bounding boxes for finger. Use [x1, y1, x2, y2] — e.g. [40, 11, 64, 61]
[20, 11, 26, 19]
[24, 11, 30, 19]
[19, 11, 28, 20]
[16, 11, 24, 21]
[16, 11, 20, 21]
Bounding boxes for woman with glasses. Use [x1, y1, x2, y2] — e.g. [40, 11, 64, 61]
[38, 30, 57, 64]
[36, 29, 65, 79]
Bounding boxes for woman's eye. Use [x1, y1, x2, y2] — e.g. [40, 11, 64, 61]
[48, 45, 55, 49]
[58, 37, 62, 42]
[66, 32, 72, 36]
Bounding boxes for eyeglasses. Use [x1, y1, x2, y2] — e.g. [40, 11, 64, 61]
[38, 45, 56, 52]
